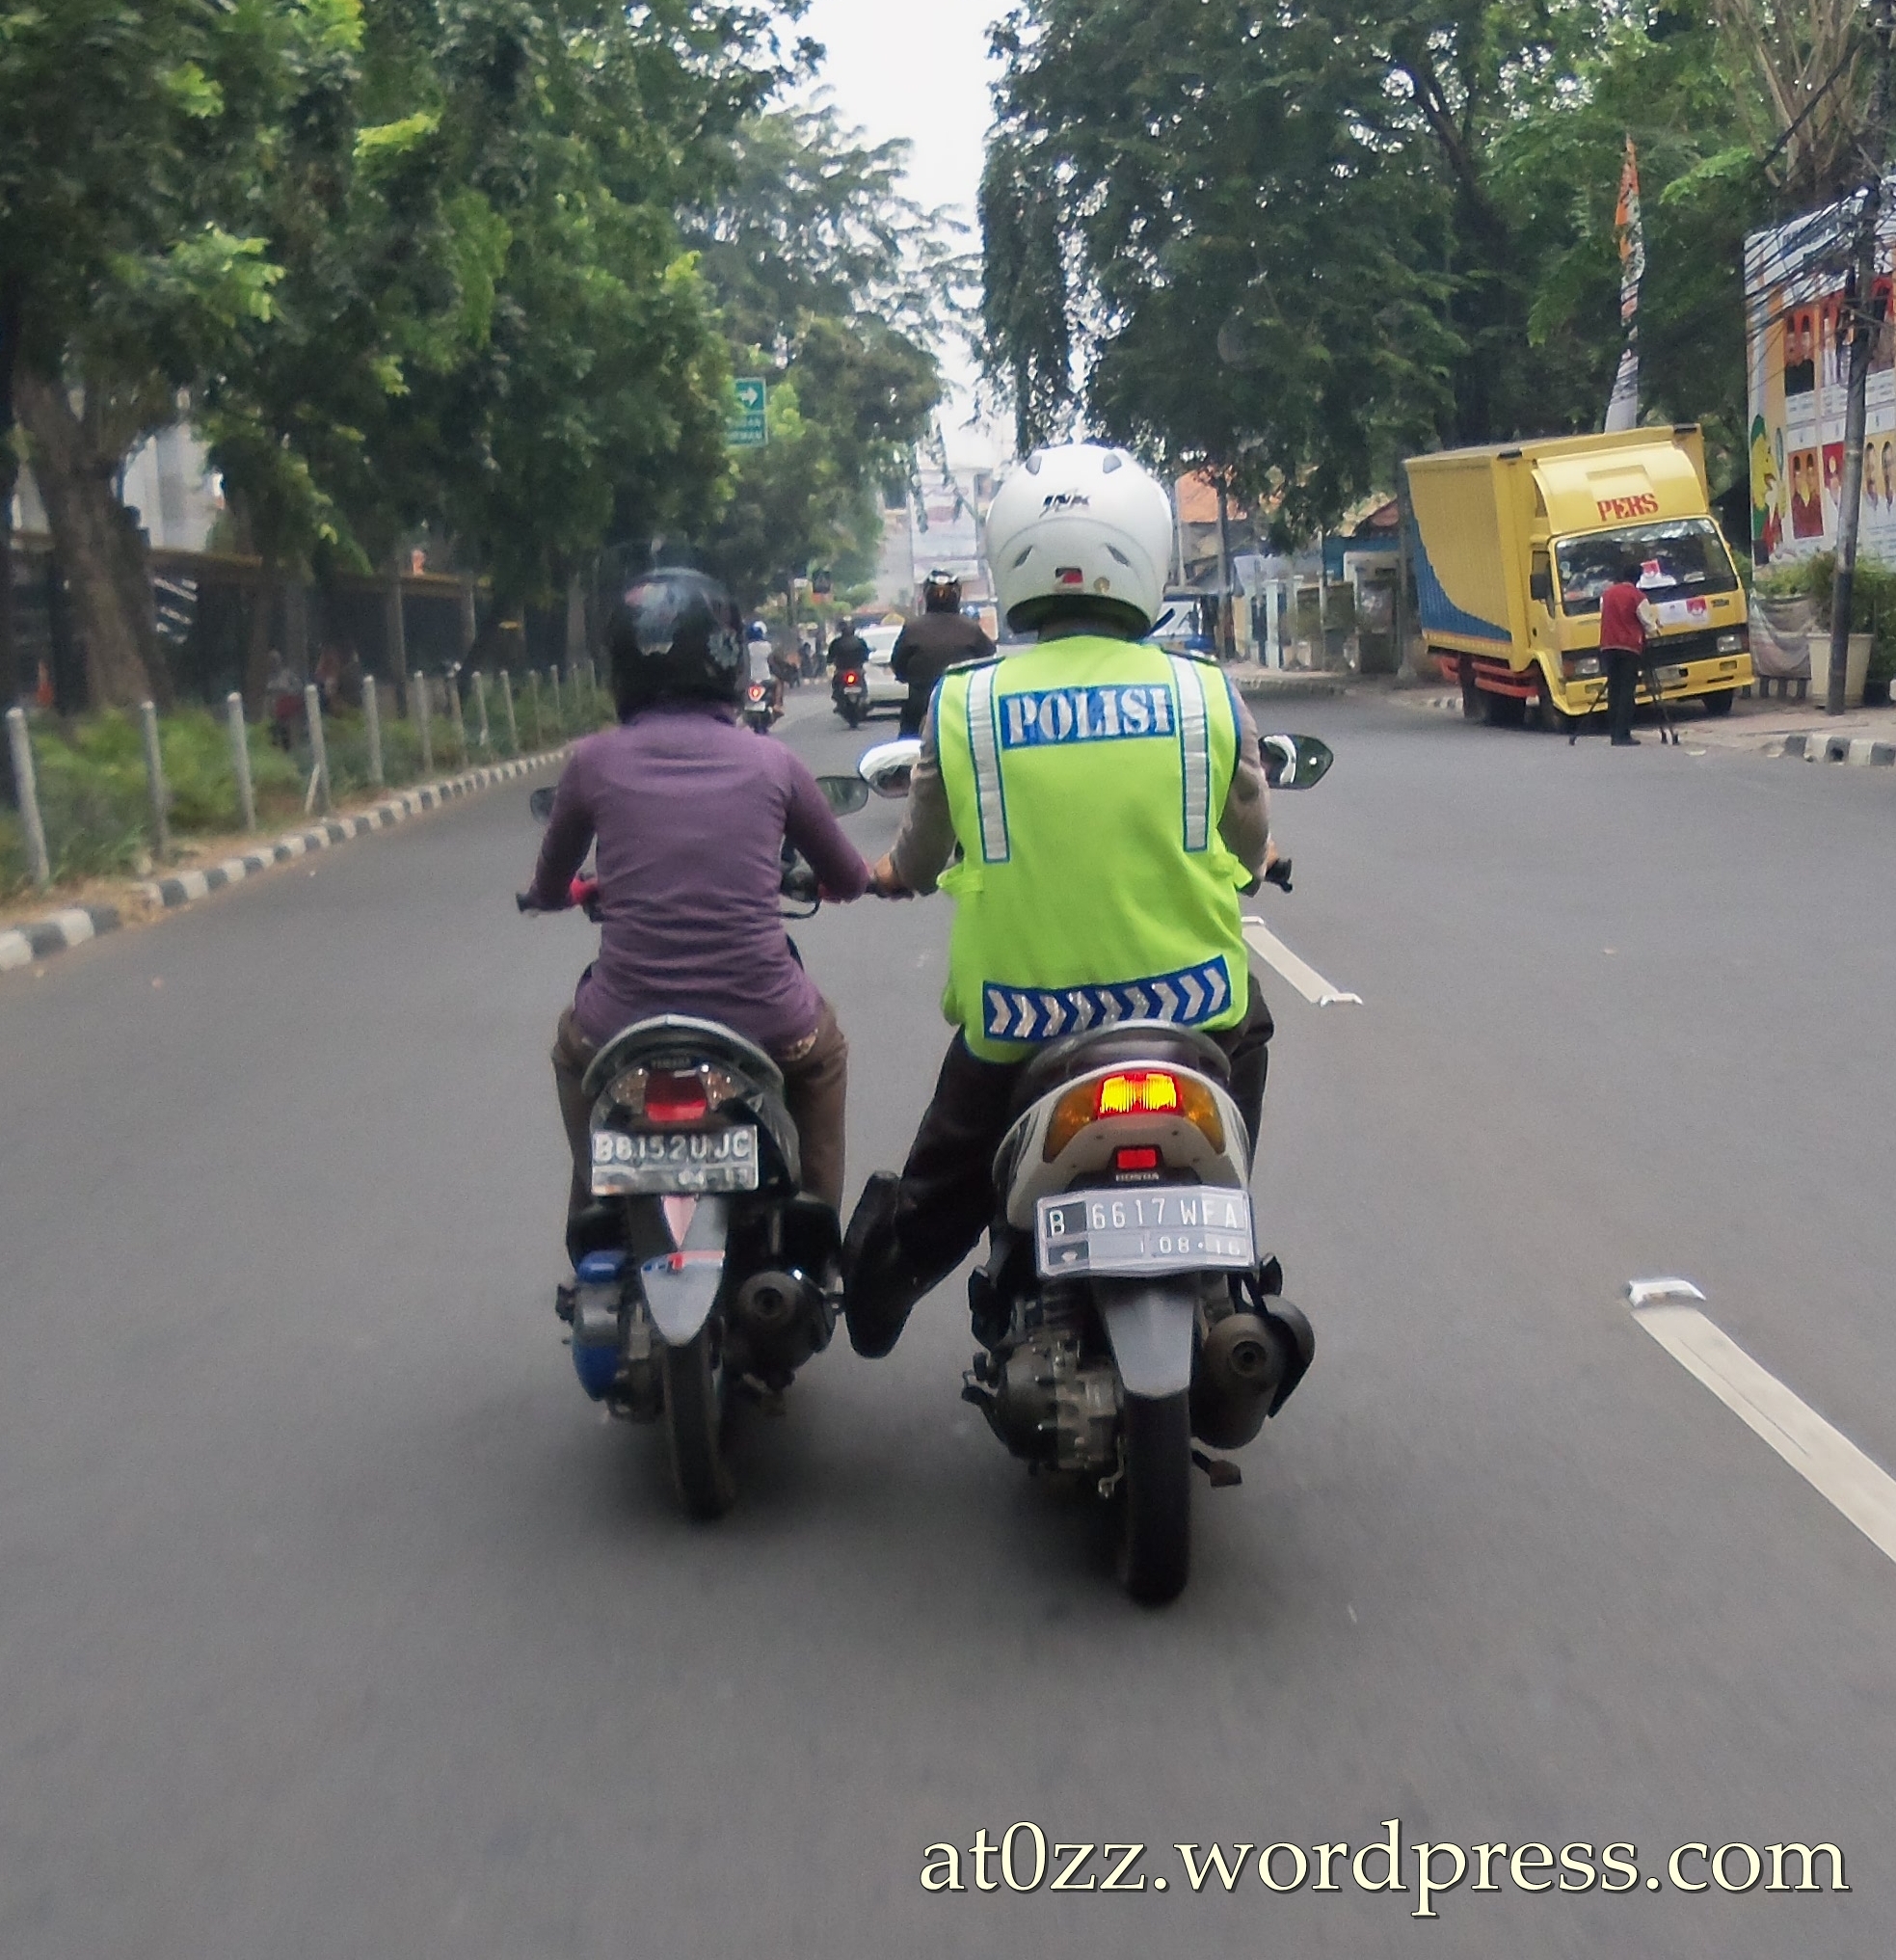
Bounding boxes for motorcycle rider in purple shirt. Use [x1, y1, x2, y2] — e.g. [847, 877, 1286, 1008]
[524, 568, 871, 1261]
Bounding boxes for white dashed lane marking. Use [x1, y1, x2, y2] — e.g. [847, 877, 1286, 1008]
[1241, 918, 1362, 1007]
[1634, 1302, 1896, 1568]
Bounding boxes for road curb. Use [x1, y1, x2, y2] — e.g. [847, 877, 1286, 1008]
[1234, 674, 1351, 702]
[1, 749, 562, 977]
[1772, 732, 1896, 766]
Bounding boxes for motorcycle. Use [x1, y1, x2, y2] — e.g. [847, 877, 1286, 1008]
[832, 665, 869, 728]
[876, 728, 1334, 1603]
[519, 773, 870, 1518]
[741, 678, 783, 733]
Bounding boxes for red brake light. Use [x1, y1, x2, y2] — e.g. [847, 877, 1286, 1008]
[645, 1070, 709, 1123]
[1096, 1071, 1181, 1115]
[747, 683, 766, 700]
[1114, 1146, 1160, 1171]
[841, 669, 861, 685]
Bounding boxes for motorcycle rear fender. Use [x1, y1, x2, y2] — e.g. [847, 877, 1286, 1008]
[638, 1196, 730, 1346]
[1098, 1277, 1198, 1399]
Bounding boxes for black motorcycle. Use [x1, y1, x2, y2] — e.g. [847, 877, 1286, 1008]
[520, 775, 868, 1517]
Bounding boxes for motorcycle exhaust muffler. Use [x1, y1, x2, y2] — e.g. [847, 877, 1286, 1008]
[733, 1268, 831, 1376]
[1189, 1311, 1282, 1450]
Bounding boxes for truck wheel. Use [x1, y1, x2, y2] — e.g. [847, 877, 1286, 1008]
[1701, 688, 1736, 717]
[1115, 1392, 1192, 1605]
[1457, 657, 1481, 720]
[1535, 671, 1579, 734]
[1482, 689, 1526, 728]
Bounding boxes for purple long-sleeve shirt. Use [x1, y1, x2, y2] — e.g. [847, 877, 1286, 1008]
[528, 704, 870, 1051]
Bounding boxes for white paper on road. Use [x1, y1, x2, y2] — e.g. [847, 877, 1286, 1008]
[1241, 918, 1362, 1007]
[1635, 1303, 1896, 1568]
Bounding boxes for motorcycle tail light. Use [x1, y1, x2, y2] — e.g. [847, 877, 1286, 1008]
[747, 683, 767, 700]
[1114, 1145, 1161, 1171]
[841, 669, 862, 685]
[1044, 1070, 1224, 1160]
[606, 1064, 739, 1124]
[645, 1070, 709, 1122]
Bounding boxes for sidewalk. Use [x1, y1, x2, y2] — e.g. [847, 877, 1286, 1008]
[1392, 676, 1896, 765]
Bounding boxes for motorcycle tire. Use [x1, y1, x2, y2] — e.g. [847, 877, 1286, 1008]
[1115, 1390, 1192, 1604]
[841, 705, 864, 729]
[661, 1324, 737, 1519]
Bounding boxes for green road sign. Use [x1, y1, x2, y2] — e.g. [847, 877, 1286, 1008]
[728, 378, 766, 448]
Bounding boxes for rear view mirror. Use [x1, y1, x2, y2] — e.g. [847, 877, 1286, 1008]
[858, 737, 922, 799]
[1530, 567, 1554, 606]
[816, 774, 870, 816]
[528, 785, 556, 821]
[1259, 734, 1334, 790]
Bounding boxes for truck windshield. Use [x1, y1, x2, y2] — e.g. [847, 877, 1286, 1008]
[1554, 519, 1738, 615]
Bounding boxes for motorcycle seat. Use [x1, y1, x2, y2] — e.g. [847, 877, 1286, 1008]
[1011, 1017, 1232, 1115]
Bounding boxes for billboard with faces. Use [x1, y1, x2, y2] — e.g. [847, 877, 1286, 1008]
[1744, 190, 1896, 568]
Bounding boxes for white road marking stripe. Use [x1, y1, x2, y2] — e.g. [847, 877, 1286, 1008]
[1634, 1303, 1896, 1567]
[1241, 918, 1362, 1007]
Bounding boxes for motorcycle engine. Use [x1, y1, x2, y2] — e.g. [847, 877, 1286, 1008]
[973, 1305, 1120, 1476]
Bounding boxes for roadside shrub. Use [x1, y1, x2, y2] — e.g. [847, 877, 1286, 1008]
[1760, 552, 1896, 682]
[23, 714, 150, 881]
[1, 807, 28, 899]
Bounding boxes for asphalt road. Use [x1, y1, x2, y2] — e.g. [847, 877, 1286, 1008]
[2, 684, 1891, 1958]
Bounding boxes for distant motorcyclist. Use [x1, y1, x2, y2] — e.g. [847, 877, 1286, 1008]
[828, 619, 870, 673]
[891, 571, 994, 737]
[841, 446, 1276, 1359]
[523, 568, 870, 1256]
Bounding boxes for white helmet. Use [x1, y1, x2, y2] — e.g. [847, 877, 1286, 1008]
[984, 443, 1174, 635]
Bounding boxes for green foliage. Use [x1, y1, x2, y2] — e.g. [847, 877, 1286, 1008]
[983, 0, 1776, 529]
[689, 106, 950, 606]
[1761, 552, 1896, 680]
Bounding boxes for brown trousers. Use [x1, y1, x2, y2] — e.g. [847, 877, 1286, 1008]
[552, 1001, 850, 1223]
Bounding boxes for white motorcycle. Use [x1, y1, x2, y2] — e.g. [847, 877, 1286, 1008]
[861, 727, 1333, 1604]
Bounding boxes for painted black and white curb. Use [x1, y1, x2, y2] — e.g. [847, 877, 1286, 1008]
[1, 749, 562, 978]
[0, 903, 122, 973]
[1769, 731, 1896, 766]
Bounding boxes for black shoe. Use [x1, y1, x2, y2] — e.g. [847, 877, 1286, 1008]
[841, 1171, 920, 1358]
[1610, 734, 1641, 746]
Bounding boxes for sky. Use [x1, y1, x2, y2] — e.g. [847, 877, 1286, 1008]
[793, 0, 1005, 465]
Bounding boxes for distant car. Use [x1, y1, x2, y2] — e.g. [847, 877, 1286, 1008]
[859, 624, 906, 715]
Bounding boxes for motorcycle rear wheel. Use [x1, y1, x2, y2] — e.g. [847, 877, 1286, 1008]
[662, 1325, 737, 1519]
[1115, 1391, 1191, 1604]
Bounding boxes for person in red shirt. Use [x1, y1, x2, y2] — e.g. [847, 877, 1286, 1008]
[1597, 561, 1659, 746]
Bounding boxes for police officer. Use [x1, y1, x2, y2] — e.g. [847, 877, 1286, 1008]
[843, 443, 1278, 1359]
[892, 570, 994, 736]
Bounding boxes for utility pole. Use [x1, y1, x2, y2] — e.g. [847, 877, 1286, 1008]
[1215, 476, 1235, 658]
[1828, 0, 1895, 714]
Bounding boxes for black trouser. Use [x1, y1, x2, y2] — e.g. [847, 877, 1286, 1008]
[1606, 649, 1641, 739]
[889, 976, 1274, 1280]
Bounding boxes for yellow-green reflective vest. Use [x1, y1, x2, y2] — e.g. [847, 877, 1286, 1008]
[933, 636, 1251, 1062]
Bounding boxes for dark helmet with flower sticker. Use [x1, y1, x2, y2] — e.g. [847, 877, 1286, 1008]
[606, 568, 746, 717]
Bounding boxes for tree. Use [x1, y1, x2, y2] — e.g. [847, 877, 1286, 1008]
[689, 105, 951, 606]
[982, 0, 1774, 532]
[0, 0, 330, 705]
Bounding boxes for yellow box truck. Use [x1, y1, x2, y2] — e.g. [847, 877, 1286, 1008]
[1403, 427, 1752, 729]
